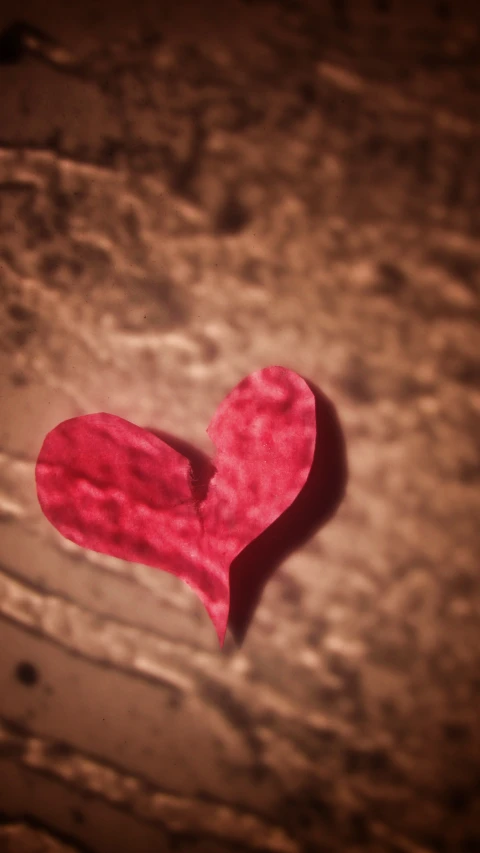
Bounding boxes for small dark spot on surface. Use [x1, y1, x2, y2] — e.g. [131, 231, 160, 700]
[298, 80, 316, 104]
[414, 135, 432, 185]
[10, 371, 28, 386]
[305, 618, 327, 648]
[0, 740, 23, 759]
[45, 128, 62, 150]
[67, 257, 84, 277]
[364, 132, 386, 157]
[339, 361, 375, 403]
[281, 790, 335, 833]
[444, 722, 469, 742]
[347, 741, 402, 778]
[143, 275, 188, 327]
[9, 326, 34, 347]
[381, 698, 397, 719]
[38, 252, 85, 288]
[168, 693, 182, 710]
[46, 740, 74, 758]
[0, 247, 16, 269]
[140, 28, 163, 48]
[240, 257, 263, 286]
[449, 358, 480, 388]
[345, 747, 363, 773]
[369, 747, 391, 773]
[311, 794, 335, 826]
[371, 633, 414, 669]
[214, 192, 250, 235]
[429, 249, 478, 294]
[349, 811, 370, 843]
[49, 183, 74, 235]
[3, 718, 30, 738]
[15, 661, 39, 686]
[100, 137, 123, 166]
[71, 808, 85, 825]
[375, 262, 407, 296]
[315, 682, 341, 709]
[7, 303, 35, 323]
[445, 787, 471, 813]
[279, 574, 303, 605]
[0, 22, 25, 64]
[25, 212, 53, 245]
[258, 709, 276, 727]
[326, 657, 365, 722]
[250, 762, 269, 782]
[397, 376, 433, 400]
[450, 573, 476, 598]
[169, 124, 205, 199]
[445, 161, 465, 209]
[38, 252, 61, 277]
[123, 207, 141, 242]
[197, 334, 219, 363]
[229, 94, 264, 131]
[74, 241, 111, 275]
[458, 462, 480, 484]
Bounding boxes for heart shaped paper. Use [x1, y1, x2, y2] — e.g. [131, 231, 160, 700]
[36, 366, 345, 645]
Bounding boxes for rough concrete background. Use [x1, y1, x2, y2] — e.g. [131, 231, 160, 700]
[0, 1, 479, 851]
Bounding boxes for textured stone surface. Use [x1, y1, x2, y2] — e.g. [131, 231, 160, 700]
[0, 1, 480, 852]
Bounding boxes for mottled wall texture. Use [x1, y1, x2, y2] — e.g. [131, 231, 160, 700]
[0, 1, 479, 852]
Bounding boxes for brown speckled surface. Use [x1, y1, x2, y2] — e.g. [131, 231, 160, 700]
[0, 1, 479, 852]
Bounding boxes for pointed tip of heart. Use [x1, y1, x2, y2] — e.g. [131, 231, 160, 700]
[203, 598, 230, 648]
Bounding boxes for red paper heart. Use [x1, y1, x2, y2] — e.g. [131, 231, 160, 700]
[36, 367, 343, 645]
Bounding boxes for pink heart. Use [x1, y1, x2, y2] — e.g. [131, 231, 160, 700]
[35, 366, 345, 645]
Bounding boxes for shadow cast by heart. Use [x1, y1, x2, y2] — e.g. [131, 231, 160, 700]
[147, 383, 347, 646]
